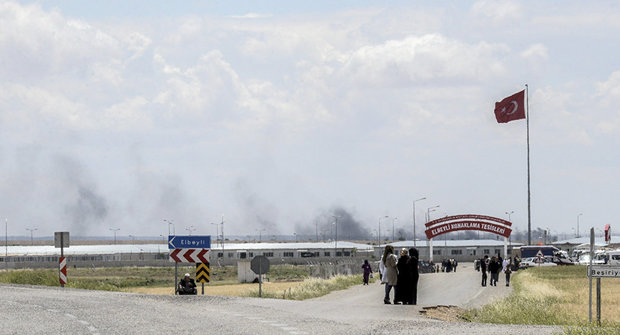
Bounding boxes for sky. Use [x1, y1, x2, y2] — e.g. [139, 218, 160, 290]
[1, 0, 619, 240]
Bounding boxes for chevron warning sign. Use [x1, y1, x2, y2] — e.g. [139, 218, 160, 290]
[59, 256, 67, 285]
[196, 263, 210, 283]
[169, 248, 210, 263]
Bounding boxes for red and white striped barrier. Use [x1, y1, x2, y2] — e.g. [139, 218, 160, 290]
[59, 257, 67, 285]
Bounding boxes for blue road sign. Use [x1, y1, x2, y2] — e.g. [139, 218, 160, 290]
[168, 235, 211, 249]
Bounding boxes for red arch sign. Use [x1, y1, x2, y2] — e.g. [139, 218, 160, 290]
[424, 214, 512, 239]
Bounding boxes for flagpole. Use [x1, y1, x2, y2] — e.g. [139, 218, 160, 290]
[526, 84, 531, 245]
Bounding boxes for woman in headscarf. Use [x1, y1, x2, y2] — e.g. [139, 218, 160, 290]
[361, 259, 373, 285]
[407, 248, 420, 305]
[382, 244, 398, 304]
[394, 248, 411, 304]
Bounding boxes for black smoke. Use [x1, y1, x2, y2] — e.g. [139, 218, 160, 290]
[296, 206, 370, 241]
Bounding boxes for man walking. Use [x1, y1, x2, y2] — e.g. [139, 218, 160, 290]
[480, 255, 488, 287]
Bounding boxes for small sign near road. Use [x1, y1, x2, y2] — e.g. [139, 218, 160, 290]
[168, 235, 211, 249]
[54, 232, 70, 248]
[251, 255, 270, 275]
[588, 265, 620, 278]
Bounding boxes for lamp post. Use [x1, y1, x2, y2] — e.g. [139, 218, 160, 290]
[413, 197, 426, 246]
[185, 226, 196, 236]
[25, 227, 37, 246]
[577, 213, 583, 238]
[4, 218, 7, 271]
[505, 211, 514, 222]
[315, 220, 319, 241]
[109, 228, 120, 245]
[392, 217, 397, 242]
[426, 205, 440, 222]
[164, 219, 175, 235]
[220, 215, 224, 247]
[378, 216, 388, 245]
[332, 215, 340, 250]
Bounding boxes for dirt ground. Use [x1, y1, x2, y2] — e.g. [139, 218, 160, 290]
[419, 305, 467, 322]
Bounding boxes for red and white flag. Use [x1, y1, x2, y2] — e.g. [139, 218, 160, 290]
[494, 90, 525, 123]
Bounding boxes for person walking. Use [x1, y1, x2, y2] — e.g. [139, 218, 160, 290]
[505, 262, 512, 287]
[382, 245, 398, 304]
[407, 248, 420, 305]
[394, 248, 411, 304]
[480, 255, 488, 287]
[362, 259, 373, 285]
[489, 256, 500, 286]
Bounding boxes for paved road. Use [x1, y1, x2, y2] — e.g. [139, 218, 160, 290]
[0, 264, 560, 334]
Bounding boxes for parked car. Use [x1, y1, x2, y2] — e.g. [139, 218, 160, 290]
[519, 257, 558, 269]
[608, 251, 620, 265]
[418, 260, 436, 273]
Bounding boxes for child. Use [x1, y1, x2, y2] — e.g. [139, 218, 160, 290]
[505, 264, 512, 287]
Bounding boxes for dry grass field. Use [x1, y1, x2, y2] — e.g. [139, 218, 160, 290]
[124, 281, 305, 297]
[517, 268, 620, 323]
[464, 265, 620, 334]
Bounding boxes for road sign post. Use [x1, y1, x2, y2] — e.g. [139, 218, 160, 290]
[54, 232, 70, 288]
[587, 264, 620, 325]
[196, 263, 210, 295]
[251, 255, 270, 297]
[168, 235, 211, 295]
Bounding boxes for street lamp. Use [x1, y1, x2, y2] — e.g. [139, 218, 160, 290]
[109, 228, 120, 245]
[577, 213, 583, 238]
[332, 215, 340, 249]
[378, 216, 388, 245]
[392, 217, 398, 242]
[164, 219, 175, 235]
[426, 205, 440, 222]
[25, 227, 37, 246]
[505, 211, 514, 222]
[413, 197, 426, 246]
[185, 226, 196, 236]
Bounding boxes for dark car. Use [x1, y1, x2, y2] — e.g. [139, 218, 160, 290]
[419, 260, 435, 273]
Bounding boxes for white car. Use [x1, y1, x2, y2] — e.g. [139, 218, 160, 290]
[519, 257, 558, 269]
[608, 251, 620, 265]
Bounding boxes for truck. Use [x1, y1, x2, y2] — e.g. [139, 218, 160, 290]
[519, 245, 559, 258]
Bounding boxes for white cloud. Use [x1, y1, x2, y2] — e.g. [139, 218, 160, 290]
[521, 43, 548, 62]
[104, 96, 151, 130]
[471, 0, 522, 22]
[595, 71, 620, 133]
[338, 34, 507, 87]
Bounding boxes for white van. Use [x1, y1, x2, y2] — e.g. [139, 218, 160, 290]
[608, 250, 620, 265]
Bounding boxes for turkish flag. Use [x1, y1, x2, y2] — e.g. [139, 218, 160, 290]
[494, 90, 525, 123]
[605, 224, 611, 242]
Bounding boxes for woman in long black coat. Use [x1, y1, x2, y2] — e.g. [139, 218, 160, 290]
[394, 248, 411, 304]
[407, 248, 420, 305]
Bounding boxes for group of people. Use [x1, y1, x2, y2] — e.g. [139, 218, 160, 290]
[440, 258, 458, 272]
[479, 255, 513, 287]
[377, 245, 420, 305]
